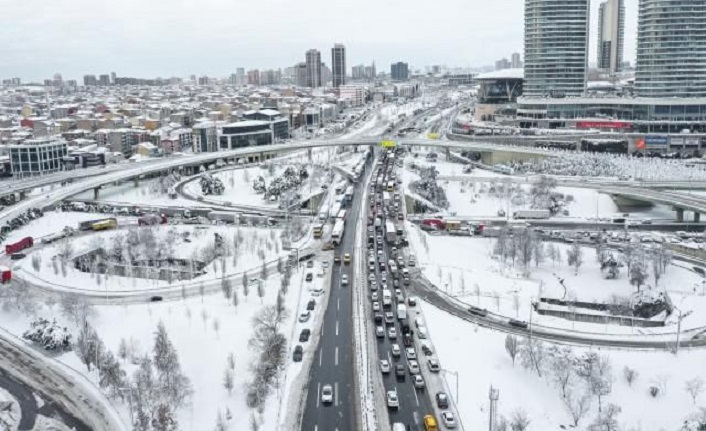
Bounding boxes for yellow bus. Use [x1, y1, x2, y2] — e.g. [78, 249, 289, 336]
[313, 224, 324, 239]
[92, 219, 118, 231]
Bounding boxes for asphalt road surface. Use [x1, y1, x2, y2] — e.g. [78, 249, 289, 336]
[300, 150, 372, 431]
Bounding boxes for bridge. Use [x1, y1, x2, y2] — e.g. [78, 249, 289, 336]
[2, 137, 706, 225]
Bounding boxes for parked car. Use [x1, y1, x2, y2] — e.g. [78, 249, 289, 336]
[307, 300, 316, 311]
[306, 273, 313, 282]
[299, 329, 311, 342]
[298, 311, 311, 323]
[436, 392, 449, 409]
[441, 411, 457, 428]
[428, 358, 441, 373]
[292, 345, 303, 362]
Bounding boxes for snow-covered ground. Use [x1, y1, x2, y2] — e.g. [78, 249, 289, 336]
[0, 252, 329, 430]
[422, 302, 706, 431]
[406, 224, 706, 333]
[72, 177, 194, 207]
[16, 222, 287, 293]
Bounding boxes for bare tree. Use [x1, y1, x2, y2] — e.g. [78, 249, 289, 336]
[588, 403, 621, 431]
[232, 289, 239, 312]
[623, 366, 637, 387]
[548, 345, 575, 398]
[686, 377, 705, 404]
[510, 409, 530, 431]
[223, 368, 234, 396]
[563, 388, 592, 427]
[567, 242, 583, 275]
[61, 296, 96, 327]
[221, 278, 233, 300]
[629, 259, 649, 291]
[227, 352, 236, 370]
[519, 337, 547, 377]
[257, 280, 265, 304]
[505, 335, 519, 367]
[213, 318, 221, 338]
[576, 352, 613, 412]
[215, 409, 228, 431]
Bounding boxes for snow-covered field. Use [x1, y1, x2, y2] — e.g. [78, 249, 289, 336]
[406, 223, 706, 333]
[422, 302, 706, 431]
[0, 252, 329, 430]
[16, 222, 287, 293]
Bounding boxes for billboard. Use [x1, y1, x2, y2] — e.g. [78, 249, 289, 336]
[645, 135, 669, 147]
[576, 120, 632, 130]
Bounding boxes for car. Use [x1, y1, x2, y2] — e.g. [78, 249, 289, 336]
[368, 273, 376, 282]
[413, 374, 425, 389]
[391, 343, 401, 357]
[420, 341, 433, 356]
[395, 289, 403, 302]
[150, 296, 163, 302]
[322, 260, 329, 269]
[322, 242, 335, 251]
[371, 292, 378, 301]
[370, 280, 378, 291]
[298, 311, 311, 323]
[343, 253, 352, 264]
[368, 225, 374, 233]
[334, 256, 341, 264]
[388, 327, 398, 339]
[387, 390, 399, 409]
[408, 297, 417, 307]
[397, 256, 405, 267]
[436, 392, 449, 409]
[299, 329, 311, 342]
[321, 384, 333, 404]
[385, 312, 395, 324]
[307, 299, 316, 311]
[375, 326, 385, 338]
[341, 274, 349, 286]
[380, 359, 391, 373]
[395, 364, 405, 378]
[10, 253, 25, 260]
[310, 286, 324, 296]
[441, 411, 457, 428]
[408, 256, 416, 266]
[397, 213, 404, 221]
[408, 360, 420, 374]
[428, 358, 441, 373]
[405, 347, 416, 360]
[372, 301, 381, 311]
[305, 273, 313, 282]
[307, 260, 314, 268]
[369, 264, 375, 272]
[292, 345, 303, 362]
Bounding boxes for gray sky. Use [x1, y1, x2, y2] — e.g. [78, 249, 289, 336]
[0, 0, 638, 81]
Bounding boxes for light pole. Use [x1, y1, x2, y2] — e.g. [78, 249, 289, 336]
[489, 385, 500, 431]
[441, 369, 459, 404]
[675, 309, 693, 354]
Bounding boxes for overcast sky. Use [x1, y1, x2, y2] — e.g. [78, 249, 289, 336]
[0, 0, 638, 82]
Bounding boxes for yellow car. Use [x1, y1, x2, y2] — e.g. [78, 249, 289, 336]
[343, 253, 352, 264]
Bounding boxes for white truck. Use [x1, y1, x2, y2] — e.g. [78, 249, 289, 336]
[385, 220, 397, 244]
[513, 209, 551, 220]
[396, 303, 407, 320]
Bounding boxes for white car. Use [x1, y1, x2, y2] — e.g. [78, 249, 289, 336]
[321, 384, 333, 404]
[387, 390, 399, 409]
[368, 273, 376, 282]
[298, 311, 311, 323]
[372, 292, 379, 301]
[408, 360, 420, 374]
[322, 260, 330, 269]
[413, 374, 425, 389]
[391, 343, 401, 357]
[375, 326, 385, 338]
[341, 274, 349, 286]
[388, 327, 398, 339]
[372, 301, 380, 311]
[405, 347, 416, 360]
[441, 411, 457, 428]
[380, 359, 391, 373]
[370, 280, 378, 291]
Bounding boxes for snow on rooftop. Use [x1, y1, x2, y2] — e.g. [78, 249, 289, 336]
[223, 120, 270, 128]
[475, 68, 524, 81]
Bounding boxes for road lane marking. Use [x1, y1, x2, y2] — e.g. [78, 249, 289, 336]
[337, 298, 340, 311]
[321, 324, 324, 337]
[336, 320, 339, 336]
[414, 412, 420, 425]
[317, 383, 321, 408]
[335, 382, 339, 407]
[335, 346, 339, 366]
[319, 349, 323, 367]
[414, 384, 420, 407]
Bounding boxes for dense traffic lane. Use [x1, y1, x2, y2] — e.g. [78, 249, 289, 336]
[300, 152, 371, 431]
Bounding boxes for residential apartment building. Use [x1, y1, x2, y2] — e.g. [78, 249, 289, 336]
[332, 44, 346, 87]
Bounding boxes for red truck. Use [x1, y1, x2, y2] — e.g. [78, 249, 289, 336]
[0, 267, 11, 283]
[422, 218, 445, 231]
[5, 237, 33, 255]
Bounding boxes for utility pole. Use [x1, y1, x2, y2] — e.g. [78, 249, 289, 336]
[489, 385, 500, 431]
[675, 309, 692, 354]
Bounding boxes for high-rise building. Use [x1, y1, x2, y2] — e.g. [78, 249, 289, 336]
[110, 71, 116, 85]
[83, 75, 97, 87]
[305, 49, 322, 88]
[247, 70, 260, 86]
[99, 74, 110, 86]
[391, 62, 409, 81]
[321, 63, 332, 86]
[511, 53, 523, 68]
[352, 65, 365, 80]
[331, 44, 346, 87]
[523, 0, 590, 97]
[635, 0, 706, 98]
[495, 58, 511, 70]
[295, 63, 308, 87]
[597, 0, 624, 72]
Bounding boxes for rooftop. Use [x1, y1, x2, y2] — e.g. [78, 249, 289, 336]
[475, 68, 524, 81]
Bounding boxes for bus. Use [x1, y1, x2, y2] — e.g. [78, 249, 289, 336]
[386, 181, 395, 192]
[344, 186, 354, 203]
[332, 219, 345, 245]
[330, 202, 342, 223]
[313, 224, 324, 239]
[92, 219, 118, 231]
[336, 209, 347, 220]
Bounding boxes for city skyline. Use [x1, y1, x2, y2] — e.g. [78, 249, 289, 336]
[1, 0, 638, 81]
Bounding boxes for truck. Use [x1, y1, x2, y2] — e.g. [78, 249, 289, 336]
[344, 186, 354, 203]
[0, 266, 10, 283]
[5, 237, 33, 255]
[330, 202, 342, 223]
[397, 303, 407, 320]
[92, 218, 118, 231]
[385, 221, 397, 244]
[513, 209, 551, 220]
[332, 219, 345, 245]
[138, 214, 168, 226]
[207, 211, 239, 224]
[79, 217, 116, 231]
[445, 220, 462, 231]
[313, 224, 324, 239]
[383, 191, 391, 208]
[422, 218, 445, 231]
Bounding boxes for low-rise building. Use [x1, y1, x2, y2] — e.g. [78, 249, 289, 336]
[9, 138, 67, 178]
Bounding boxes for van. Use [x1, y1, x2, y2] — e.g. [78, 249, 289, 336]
[393, 423, 406, 431]
[423, 414, 438, 431]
